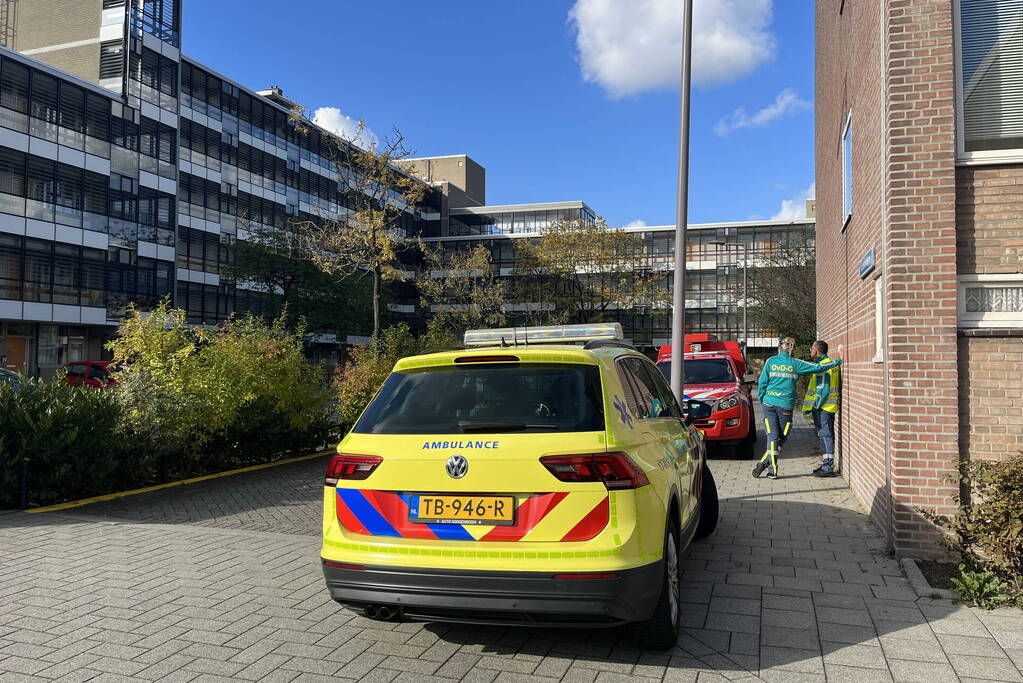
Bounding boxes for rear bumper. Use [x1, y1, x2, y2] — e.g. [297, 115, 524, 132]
[321, 561, 663, 627]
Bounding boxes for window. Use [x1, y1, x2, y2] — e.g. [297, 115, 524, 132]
[842, 112, 853, 224]
[0, 58, 30, 115]
[618, 357, 675, 419]
[100, 41, 125, 81]
[956, 0, 1023, 157]
[353, 364, 606, 435]
[958, 275, 1023, 327]
[874, 277, 884, 362]
[30, 72, 58, 124]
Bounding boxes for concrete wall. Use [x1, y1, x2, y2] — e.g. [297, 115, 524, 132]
[408, 156, 486, 208]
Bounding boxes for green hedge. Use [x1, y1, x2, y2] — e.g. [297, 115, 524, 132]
[0, 378, 125, 507]
[0, 305, 336, 509]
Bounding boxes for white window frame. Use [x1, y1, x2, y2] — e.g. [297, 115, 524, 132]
[957, 274, 1023, 327]
[953, 0, 1023, 165]
[842, 111, 853, 229]
[873, 275, 885, 363]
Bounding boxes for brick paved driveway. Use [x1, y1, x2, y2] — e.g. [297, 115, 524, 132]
[2, 413, 1022, 682]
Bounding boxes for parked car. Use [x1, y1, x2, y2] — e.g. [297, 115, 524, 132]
[320, 323, 719, 649]
[0, 367, 21, 391]
[657, 334, 758, 458]
[62, 361, 119, 389]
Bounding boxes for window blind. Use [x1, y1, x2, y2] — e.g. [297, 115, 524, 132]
[960, 0, 1023, 152]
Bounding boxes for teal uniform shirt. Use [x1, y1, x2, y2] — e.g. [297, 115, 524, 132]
[757, 350, 843, 410]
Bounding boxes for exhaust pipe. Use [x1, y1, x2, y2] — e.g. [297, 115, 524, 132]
[364, 604, 399, 621]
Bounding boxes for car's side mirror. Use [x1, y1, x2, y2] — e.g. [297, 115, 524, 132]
[683, 400, 713, 425]
[742, 372, 756, 385]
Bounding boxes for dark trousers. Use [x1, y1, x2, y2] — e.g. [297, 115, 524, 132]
[760, 403, 793, 474]
[811, 408, 836, 456]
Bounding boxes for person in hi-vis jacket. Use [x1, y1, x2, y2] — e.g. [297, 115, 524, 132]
[754, 337, 843, 479]
[803, 340, 841, 478]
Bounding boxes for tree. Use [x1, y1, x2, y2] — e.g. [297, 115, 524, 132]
[289, 120, 427, 343]
[514, 218, 667, 326]
[736, 238, 816, 344]
[417, 243, 507, 334]
[226, 220, 372, 337]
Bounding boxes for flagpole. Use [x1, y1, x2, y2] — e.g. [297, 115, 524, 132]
[670, 0, 694, 401]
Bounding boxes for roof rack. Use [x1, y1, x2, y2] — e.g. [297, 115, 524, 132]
[464, 323, 624, 347]
[583, 340, 635, 351]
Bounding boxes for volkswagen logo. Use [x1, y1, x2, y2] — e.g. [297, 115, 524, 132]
[445, 455, 468, 479]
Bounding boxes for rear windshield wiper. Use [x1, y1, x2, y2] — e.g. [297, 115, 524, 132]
[458, 421, 559, 433]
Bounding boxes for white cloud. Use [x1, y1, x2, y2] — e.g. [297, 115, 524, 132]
[312, 107, 379, 150]
[771, 182, 816, 220]
[625, 219, 648, 228]
[569, 0, 776, 98]
[714, 88, 811, 136]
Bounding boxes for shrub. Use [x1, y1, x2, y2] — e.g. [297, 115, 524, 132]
[335, 320, 456, 431]
[927, 450, 1023, 605]
[109, 303, 333, 477]
[0, 377, 123, 507]
[951, 567, 1021, 610]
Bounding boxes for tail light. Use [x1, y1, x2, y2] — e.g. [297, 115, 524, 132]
[539, 452, 650, 490]
[325, 454, 382, 485]
[323, 560, 366, 570]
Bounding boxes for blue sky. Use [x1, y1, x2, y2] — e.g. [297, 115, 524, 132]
[184, 1, 814, 227]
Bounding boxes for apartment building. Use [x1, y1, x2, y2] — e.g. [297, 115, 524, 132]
[816, 0, 1022, 557]
[414, 172, 816, 353]
[0, 1, 818, 379]
[0, 0, 429, 376]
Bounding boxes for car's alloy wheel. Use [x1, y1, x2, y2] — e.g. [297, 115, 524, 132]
[630, 520, 682, 649]
[666, 528, 680, 627]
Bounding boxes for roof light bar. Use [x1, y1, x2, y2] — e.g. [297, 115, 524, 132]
[464, 323, 623, 347]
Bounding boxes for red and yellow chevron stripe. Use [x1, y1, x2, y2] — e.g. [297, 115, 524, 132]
[335, 489, 609, 542]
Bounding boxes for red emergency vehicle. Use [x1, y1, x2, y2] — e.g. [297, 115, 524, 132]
[657, 334, 758, 458]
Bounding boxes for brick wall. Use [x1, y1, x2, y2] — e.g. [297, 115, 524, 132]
[27, 45, 100, 85]
[818, 0, 961, 559]
[14, 0, 99, 53]
[957, 166, 1023, 275]
[958, 336, 1023, 462]
[884, 0, 960, 559]
[956, 164, 1023, 465]
[816, 0, 892, 543]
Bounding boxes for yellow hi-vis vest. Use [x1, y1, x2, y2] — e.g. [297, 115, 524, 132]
[802, 357, 840, 414]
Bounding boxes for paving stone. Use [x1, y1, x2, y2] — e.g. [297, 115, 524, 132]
[760, 625, 820, 651]
[4, 418, 1013, 683]
[887, 659, 960, 683]
[761, 608, 816, 630]
[948, 654, 1023, 682]
[759, 646, 825, 674]
[822, 641, 890, 669]
[824, 663, 895, 682]
[937, 633, 1011, 658]
[879, 636, 950, 663]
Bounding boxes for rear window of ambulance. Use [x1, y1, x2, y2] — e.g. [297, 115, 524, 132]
[353, 363, 605, 434]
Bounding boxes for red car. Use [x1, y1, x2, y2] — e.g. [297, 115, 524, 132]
[657, 335, 758, 458]
[63, 361, 119, 389]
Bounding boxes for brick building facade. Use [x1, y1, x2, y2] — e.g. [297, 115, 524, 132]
[817, 0, 1023, 558]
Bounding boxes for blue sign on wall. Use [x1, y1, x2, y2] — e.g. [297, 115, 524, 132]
[859, 248, 876, 279]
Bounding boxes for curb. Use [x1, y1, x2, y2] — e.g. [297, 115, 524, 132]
[24, 449, 335, 514]
[902, 558, 956, 600]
